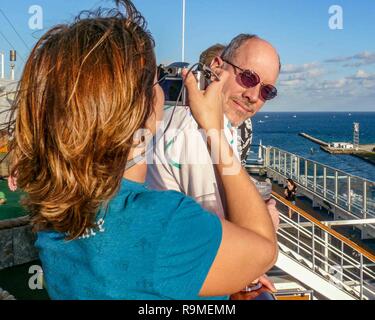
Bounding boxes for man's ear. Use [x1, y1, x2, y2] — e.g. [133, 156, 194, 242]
[210, 56, 224, 69]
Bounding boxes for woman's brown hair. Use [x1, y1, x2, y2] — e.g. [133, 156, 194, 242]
[9, 0, 156, 239]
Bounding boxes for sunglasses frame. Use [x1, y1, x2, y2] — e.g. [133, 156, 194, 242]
[222, 59, 277, 101]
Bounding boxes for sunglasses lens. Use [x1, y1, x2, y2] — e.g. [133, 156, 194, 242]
[241, 71, 260, 88]
[261, 85, 277, 100]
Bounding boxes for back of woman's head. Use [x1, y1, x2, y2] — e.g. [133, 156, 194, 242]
[287, 179, 296, 189]
[10, 0, 156, 239]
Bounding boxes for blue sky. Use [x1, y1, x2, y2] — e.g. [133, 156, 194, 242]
[0, 0, 375, 111]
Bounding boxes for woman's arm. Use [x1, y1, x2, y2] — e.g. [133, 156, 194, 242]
[183, 69, 278, 296]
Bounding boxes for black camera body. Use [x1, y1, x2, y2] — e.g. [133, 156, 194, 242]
[157, 62, 211, 106]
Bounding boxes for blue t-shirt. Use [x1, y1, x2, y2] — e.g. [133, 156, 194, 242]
[35, 178, 227, 300]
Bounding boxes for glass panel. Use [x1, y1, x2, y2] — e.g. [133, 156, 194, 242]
[315, 163, 325, 197]
[325, 167, 336, 203]
[349, 176, 363, 217]
[290, 154, 299, 181]
[336, 171, 348, 210]
[366, 181, 375, 218]
[280, 152, 286, 175]
[306, 160, 315, 190]
[285, 152, 292, 177]
[298, 158, 305, 185]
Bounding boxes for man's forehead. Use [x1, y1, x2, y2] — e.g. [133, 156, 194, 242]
[232, 39, 280, 81]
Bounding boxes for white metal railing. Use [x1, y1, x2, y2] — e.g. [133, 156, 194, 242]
[272, 192, 375, 300]
[262, 146, 375, 220]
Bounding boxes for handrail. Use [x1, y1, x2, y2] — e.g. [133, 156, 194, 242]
[272, 191, 375, 262]
[267, 146, 375, 184]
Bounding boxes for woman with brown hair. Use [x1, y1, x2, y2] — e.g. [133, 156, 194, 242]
[284, 178, 297, 218]
[9, 0, 277, 299]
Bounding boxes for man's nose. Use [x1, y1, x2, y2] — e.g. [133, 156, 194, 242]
[242, 85, 260, 104]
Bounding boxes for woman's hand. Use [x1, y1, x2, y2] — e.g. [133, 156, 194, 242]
[8, 174, 17, 191]
[182, 67, 229, 132]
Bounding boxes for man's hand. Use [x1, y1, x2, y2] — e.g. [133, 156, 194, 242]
[266, 199, 280, 231]
[183, 67, 229, 132]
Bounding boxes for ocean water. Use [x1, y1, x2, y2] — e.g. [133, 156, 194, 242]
[250, 112, 375, 182]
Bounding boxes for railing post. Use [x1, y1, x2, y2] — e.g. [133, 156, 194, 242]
[265, 147, 270, 168]
[312, 224, 315, 270]
[273, 148, 276, 169]
[278, 150, 281, 173]
[324, 231, 329, 273]
[290, 154, 293, 179]
[297, 213, 300, 255]
[297, 158, 300, 183]
[340, 241, 344, 271]
[284, 152, 287, 176]
[360, 254, 364, 300]
[304, 160, 308, 187]
[363, 181, 367, 219]
[348, 176, 351, 212]
[313, 163, 317, 193]
[323, 167, 327, 198]
[335, 171, 339, 204]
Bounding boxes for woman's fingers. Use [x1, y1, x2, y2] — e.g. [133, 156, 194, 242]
[182, 68, 202, 107]
[8, 175, 17, 191]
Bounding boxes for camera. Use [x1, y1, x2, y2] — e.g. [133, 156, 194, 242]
[157, 62, 216, 106]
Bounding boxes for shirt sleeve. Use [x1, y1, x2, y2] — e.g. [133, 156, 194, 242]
[153, 195, 223, 300]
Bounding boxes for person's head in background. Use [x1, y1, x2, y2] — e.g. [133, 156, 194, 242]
[287, 179, 297, 190]
[210, 34, 281, 127]
[9, 0, 164, 240]
[199, 43, 226, 68]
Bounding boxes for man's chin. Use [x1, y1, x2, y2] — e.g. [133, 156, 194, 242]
[225, 110, 249, 127]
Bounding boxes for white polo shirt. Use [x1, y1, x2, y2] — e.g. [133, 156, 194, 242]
[146, 105, 239, 218]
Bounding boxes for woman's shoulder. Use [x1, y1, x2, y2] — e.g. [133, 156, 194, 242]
[143, 188, 203, 213]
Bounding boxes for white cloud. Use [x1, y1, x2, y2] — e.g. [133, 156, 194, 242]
[325, 51, 375, 67]
[279, 79, 304, 87]
[281, 62, 320, 74]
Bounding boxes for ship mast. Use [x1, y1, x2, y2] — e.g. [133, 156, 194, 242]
[181, 0, 186, 62]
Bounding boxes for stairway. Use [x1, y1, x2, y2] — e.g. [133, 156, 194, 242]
[276, 242, 374, 300]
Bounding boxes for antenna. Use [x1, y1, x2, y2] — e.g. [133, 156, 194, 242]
[181, 0, 186, 62]
[9, 49, 16, 81]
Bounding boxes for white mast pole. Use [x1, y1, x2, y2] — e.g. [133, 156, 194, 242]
[0, 52, 4, 79]
[182, 0, 186, 62]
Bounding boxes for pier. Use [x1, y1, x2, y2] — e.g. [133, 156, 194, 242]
[298, 133, 329, 146]
[299, 132, 375, 165]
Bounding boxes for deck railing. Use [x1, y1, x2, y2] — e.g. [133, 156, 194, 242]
[257, 146, 375, 220]
[272, 191, 375, 300]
